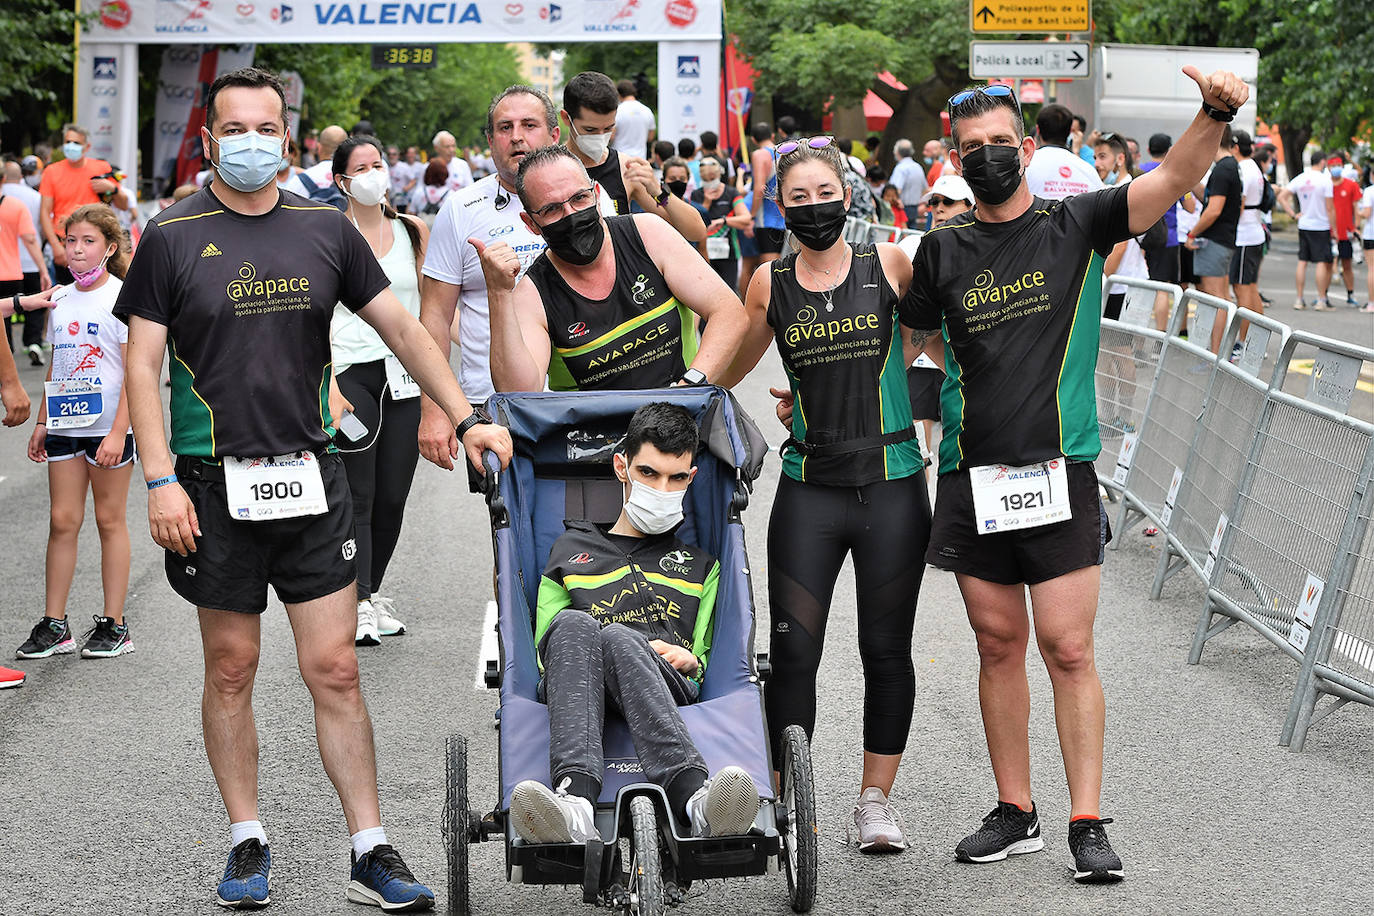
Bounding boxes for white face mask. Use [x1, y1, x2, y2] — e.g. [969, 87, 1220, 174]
[572, 125, 611, 161]
[702, 178, 723, 191]
[343, 167, 390, 207]
[622, 478, 687, 535]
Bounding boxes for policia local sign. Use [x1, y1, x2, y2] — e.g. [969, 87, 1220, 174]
[86, 0, 723, 43]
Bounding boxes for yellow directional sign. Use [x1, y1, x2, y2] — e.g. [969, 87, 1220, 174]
[970, 1, 1092, 33]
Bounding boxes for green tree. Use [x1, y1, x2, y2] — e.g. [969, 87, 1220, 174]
[534, 41, 660, 111]
[254, 43, 522, 150]
[0, 0, 90, 151]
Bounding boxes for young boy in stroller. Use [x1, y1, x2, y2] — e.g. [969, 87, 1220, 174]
[510, 402, 762, 844]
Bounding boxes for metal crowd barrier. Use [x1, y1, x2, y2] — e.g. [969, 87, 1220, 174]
[1094, 277, 1181, 496]
[1151, 308, 1290, 599]
[1109, 289, 1234, 541]
[1092, 278, 1374, 750]
[842, 216, 923, 248]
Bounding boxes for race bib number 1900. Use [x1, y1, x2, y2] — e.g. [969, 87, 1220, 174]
[224, 452, 328, 521]
[970, 458, 1072, 535]
[45, 379, 102, 430]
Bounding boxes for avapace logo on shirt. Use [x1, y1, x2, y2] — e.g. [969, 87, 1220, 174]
[961, 268, 1048, 312]
[782, 303, 880, 348]
[631, 274, 655, 305]
[226, 261, 314, 317]
[660, 549, 692, 574]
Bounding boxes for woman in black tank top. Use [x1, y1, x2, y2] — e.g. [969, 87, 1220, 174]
[718, 138, 942, 853]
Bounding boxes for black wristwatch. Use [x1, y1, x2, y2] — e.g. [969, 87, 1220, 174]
[455, 406, 493, 441]
[678, 368, 707, 387]
[1201, 100, 1237, 123]
[11, 293, 22, 315]
[655, 185, 672, 206]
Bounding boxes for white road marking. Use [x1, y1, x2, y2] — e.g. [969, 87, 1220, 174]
[475, 599, 499, 689]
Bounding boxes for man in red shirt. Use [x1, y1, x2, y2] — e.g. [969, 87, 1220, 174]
[1331, 158, 1362, 305]
[38, 124, 129, 283]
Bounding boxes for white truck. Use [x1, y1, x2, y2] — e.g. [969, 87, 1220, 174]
[1051, 44, 1259, 149]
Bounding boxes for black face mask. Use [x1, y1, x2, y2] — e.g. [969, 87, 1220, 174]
[666, 180, 688, 198]
[784, 199, 848, 251]
[539, 205, 604, 266]
[958, 144, 1023, 205]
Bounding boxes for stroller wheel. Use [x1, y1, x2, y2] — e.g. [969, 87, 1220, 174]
[628, 796, 665, 916]
[443, 734, 471, 915]
[780, 725, 818, 913]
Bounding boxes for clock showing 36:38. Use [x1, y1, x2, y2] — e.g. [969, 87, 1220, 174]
[370, 45, 437, 69]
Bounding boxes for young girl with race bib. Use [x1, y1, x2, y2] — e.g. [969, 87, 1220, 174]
[17, 204, 136, 661]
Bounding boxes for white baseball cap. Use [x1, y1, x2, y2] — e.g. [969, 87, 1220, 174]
[922, 173, 975, 206]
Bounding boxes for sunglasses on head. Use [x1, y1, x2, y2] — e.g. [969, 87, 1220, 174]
[775, 136, 836, 158]
[948, 85, 1018, 111]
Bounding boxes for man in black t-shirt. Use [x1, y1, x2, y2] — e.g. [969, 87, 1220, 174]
[1185, 126, 1242, 348]
[476, 145, 747, 393]
[116, 67, 511, 912]
[900, 66, 1249, 884]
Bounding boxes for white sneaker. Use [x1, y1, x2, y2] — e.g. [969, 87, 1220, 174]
[354, 600, 381, 647]
[511, 778, 599, 844]
[851, 786, 906, 853]
[371, 596, 406, 636]
[687, 766, 759, 837]
[26, 344, 44, 366]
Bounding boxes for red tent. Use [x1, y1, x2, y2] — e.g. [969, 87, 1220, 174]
[821, 72, 906, 133]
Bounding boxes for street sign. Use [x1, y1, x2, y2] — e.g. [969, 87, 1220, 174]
[970, 1, 1091, 33]
[969, 41, 1091, 79]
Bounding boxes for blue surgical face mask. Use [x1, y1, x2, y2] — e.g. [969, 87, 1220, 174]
[210, 130, 286, 193]
[1104, 170, 1119, 186]
[63, 141, 85, 162]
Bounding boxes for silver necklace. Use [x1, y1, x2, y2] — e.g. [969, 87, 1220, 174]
[799, 248, 848, 312]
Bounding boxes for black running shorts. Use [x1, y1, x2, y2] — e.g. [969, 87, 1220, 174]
[1143, 244, 1180, 284]
[1297, 229, 1334, 263]
[926, 460, 1110, 585]
[1229, 244, 1263, 285]
[165, 452, 357, 613]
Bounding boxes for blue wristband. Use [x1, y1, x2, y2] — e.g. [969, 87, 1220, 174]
[146, 474, 178, 491]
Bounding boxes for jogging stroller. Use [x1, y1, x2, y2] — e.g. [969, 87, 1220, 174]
[444, 387, 819, 915]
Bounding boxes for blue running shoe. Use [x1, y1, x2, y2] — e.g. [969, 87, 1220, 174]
[346, 844, 434, 912]
[216, 838, 271, 909]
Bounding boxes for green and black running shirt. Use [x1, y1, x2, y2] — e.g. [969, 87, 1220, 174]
[900, 185, 1132, 475]
[527, 215, 698, 391]
[535, 520, 720, 682]
[114, 186, 389, 459]
[768, 242, 924, 487]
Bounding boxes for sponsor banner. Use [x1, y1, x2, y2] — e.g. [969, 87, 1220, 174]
[85, 0, 721, 43]
[656, 39, 720, 152]
[280, 70, 304, 141]
[149, 44, 256, 191]
[75, 43, 139, 189]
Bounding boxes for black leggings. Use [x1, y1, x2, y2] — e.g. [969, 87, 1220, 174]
[764, 472, 931, 759]
[335, 359, 421, 600]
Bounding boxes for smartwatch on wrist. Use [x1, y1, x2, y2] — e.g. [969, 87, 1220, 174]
[455, 406, 493, 442]
[11, 293, 22, 315]
[1200, 100, 1237, 123]
[678, 367, 707, 387]
[655, 186, 672, 206]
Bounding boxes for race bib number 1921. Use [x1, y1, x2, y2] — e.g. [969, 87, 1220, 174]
[224, 452, 328, 521]
[970, 458, 1072, 535]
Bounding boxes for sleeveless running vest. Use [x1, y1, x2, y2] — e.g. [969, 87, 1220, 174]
[529, 215, 698, 391]
[587, 149, 631, 215]
[768, 243, 923, 486]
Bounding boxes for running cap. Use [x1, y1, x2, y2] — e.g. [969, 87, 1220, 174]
[20, 155, 39, 175]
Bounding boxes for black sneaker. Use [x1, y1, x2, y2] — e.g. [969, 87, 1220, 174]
[1069, 817, 1123, 883]
[955, 801, 1044, 863]
[80, 615, 134, 659]
[16, 617, 75, 659]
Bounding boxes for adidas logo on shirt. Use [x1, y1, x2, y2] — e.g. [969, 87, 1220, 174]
[200, 242, 223, 258]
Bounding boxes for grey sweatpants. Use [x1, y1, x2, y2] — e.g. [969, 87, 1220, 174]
[539, 609, 707, 804]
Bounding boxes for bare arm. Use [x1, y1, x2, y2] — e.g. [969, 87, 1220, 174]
[39, 195, 63, 263]
[127, 316, 201, 556]
[1125, 67, 1250, 235]
[19, 232, 50, 288]
[358, 287, 513, 471]
[716, 263, 775, 389]
[417, 274, 461, 468]
[724, 197, 753, 230]
[639, 214, 747, 381]
[471, 238, 552, 393]
[1326, 197, 1337, 235]
[624, 157, 707, 241]
[1190, 195, 1226, 238]
[0, 331, 27, 426]
[750, 149, 770, 221]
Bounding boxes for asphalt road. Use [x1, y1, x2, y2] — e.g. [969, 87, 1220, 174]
[1, 231, 1372, 916]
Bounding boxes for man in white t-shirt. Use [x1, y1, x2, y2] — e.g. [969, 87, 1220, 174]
[1358, 176, 1374, 313]
[283, 124, 345, 198]
[432, 130, 474, 192]
[417, 85, 614, 471]
[1026, 104, 1104, 201]
[1278, 150, 1336, 309]
[611, 79, 656, 157]
[1229, 130, 1269, 339]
